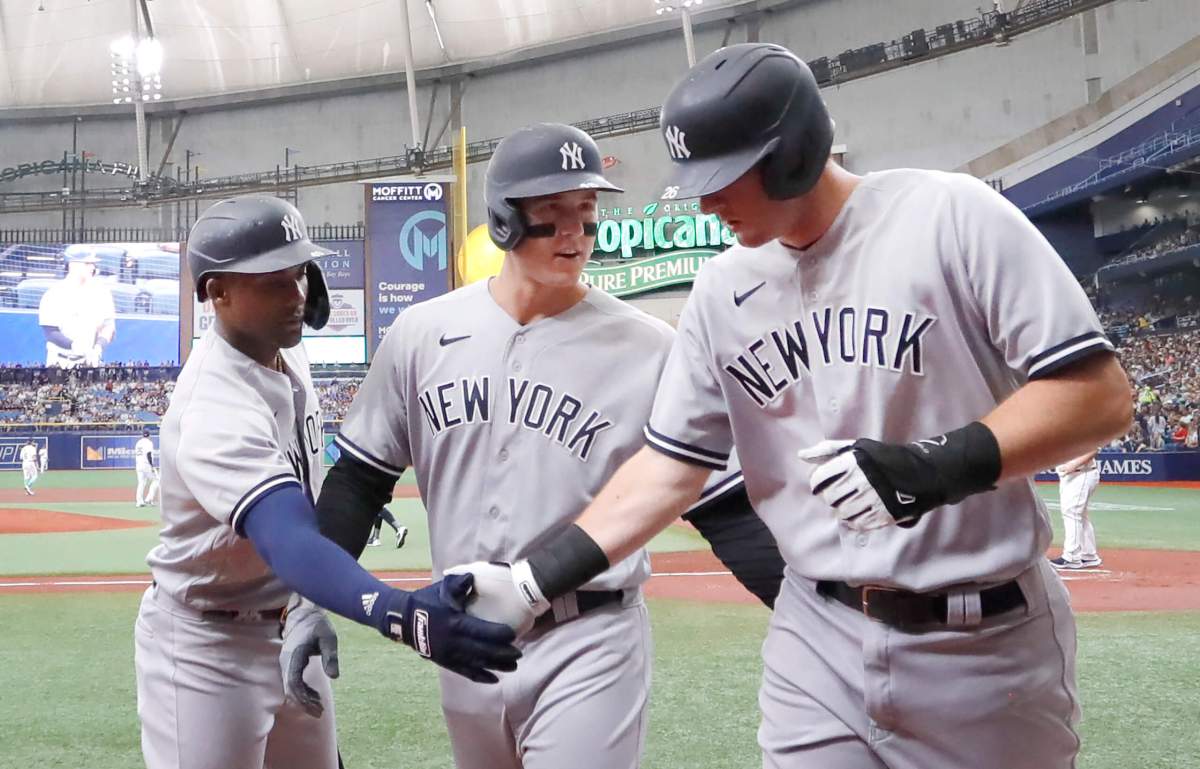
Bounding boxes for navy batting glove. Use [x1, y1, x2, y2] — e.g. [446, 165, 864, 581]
[378, 574, 522, 684]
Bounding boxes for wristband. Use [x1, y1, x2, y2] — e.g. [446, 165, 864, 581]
[525, 524, 610, 600]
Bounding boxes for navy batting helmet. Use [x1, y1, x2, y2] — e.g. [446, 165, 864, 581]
[485, 123, 623, 251]
[658, 43, 834, 201]
[187, 196, 332, 330]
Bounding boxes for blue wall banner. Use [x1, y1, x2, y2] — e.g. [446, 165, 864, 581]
[365, 181, 451, 353]
[0, 436, 49, 469]
[312, 239, 365, 289]
[1034, 451, 1200, 483]
[79, 434, 158, 470]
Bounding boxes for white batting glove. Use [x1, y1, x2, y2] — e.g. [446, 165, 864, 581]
[797, 440, 897, 531]
[443, 560, 550, 638]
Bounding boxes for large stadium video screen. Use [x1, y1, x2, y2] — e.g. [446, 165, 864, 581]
[0, 242, 181, 367]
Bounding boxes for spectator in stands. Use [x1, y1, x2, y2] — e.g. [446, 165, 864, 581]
[0, 364, 368, 433]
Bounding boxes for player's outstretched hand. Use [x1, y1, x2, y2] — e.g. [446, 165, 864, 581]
[279, 596, 340, 718]
[380, 574, 522, 684]
[797, 423, 1002, 531]
[443, 561, 546, 637]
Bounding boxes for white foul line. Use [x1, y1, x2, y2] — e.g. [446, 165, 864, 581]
[0, 570, 736, 590]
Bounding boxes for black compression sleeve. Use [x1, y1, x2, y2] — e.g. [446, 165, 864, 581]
[684, 486, 785, 609]
[316, 453, 401, 559]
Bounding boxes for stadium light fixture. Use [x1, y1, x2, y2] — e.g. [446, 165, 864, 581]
[136, 39, 164, 78]
[653, 0, 701, 67]
[110, 35, 165, 104]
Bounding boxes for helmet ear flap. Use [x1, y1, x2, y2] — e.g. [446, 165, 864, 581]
[303, 261, 330, 330]
[762, 110, 835, 201]
[487, 197, 525, 251]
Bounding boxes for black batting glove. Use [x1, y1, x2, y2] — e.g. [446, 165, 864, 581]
[798, 422, 1002, 530]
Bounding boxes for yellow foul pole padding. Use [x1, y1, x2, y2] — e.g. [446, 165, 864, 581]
[452, 126, 470, 288]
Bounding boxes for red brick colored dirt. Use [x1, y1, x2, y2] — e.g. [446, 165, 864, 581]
[0, 507, 153, 534]
[1, 548, 1197, 613]
[0, 486, 423, 505]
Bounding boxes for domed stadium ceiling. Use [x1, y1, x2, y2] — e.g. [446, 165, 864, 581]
[0, 0, 740, 108]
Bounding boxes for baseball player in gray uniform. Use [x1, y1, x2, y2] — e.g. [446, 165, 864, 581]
[298, 123, 782, 769]
[450, 44, 1134, 769]
[134, 196, 518, 769]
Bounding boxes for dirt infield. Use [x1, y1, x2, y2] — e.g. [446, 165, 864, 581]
[0, 507, 153, 534]
[1, 548, 1197, 612]
[0, 485, 423, 505]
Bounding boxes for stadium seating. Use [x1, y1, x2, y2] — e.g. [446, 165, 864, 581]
[15, 278, 57, 309]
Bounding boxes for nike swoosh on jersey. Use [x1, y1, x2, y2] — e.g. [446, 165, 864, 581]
[733, 281, 767, 307]
[439, 333, 471, 347]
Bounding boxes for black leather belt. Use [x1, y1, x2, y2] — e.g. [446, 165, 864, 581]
[534, 589, 625, 631]
[201, 607, 286, 622]
[151, 580, 285, 622]
[816, 579, 1026, 631]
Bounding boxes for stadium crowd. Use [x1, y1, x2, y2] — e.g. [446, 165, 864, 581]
[314, 378, 360, 422]
[0, 329, 1195, 451]
[0, 372, 175, 431]
[1103, 214, 1200, 270]
[1113, 329, 1200, 451]
[0, 367, 366, 431]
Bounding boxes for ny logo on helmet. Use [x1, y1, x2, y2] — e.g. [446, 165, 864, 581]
[559, 141, 585, 171]
[280, 213, 306, 243]
[664, 126, 691, 160]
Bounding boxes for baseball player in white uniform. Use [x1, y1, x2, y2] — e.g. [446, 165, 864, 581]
[38, 444, 48, 473]
[20, 439, 38, 495]
[296, 123, 783, 769]
[134, 429, 159, 507]
[38, 247, 116, 368]
[134, 196, 519, 769]
[1050, 449, 1102, 569]
[453, 45, 1134, 769]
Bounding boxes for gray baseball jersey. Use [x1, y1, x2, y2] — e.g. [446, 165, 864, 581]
[147, 327, 325, 610]
[337, 279, 675, 589]
[336, 279, 710, 769]
[647, 169, 1112, 591]
[646, 169, 1103, 768]
[136, 328, 337, 769]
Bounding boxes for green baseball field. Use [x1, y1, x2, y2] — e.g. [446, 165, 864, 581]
[1, 470, 1197, 769]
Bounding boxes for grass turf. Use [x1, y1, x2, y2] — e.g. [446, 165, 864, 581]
[1035, 483, 1200, 551]
[0, 593, 1195, 769]
[0, 477, 710, 576]
[4, 478, 1197, 576]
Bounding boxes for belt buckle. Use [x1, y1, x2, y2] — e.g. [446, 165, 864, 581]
[860, 585, 900, 624]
